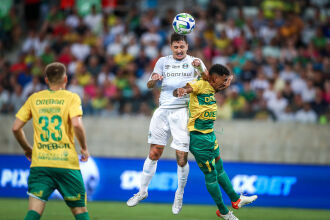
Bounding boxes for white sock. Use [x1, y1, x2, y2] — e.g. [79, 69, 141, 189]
[176, 162, 189, 195]
[139, 157, 158, 194]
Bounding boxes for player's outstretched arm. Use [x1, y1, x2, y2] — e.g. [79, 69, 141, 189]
[71, 116, 89, 162]
[12, 118, 32, 161]
[173, 84, 193, 97]
[147, 73, 163, 89]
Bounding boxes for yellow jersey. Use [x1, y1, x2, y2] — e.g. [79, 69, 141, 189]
[188, 79, 217, 134]
[16, 89, 83, 170]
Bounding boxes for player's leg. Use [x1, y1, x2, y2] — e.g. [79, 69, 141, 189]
[214, 147, 240, 202]
[215, 150, 257, 209]
[190, 132, 228, 214]
[24, 167, 57, 219]
[172, 150, 189, 214]
[55, 168, 90, 220]
[175, 150, 189, 195]
[24, 197, 45, 220]
[127, 144, 164, 206]
[190, 131, 238, 219]
[71, 207, 89, 220]
[127, 108, 170, 206]
[140, 144, 164, 194]
[169, 108, 190, 214]
[141, 108, 170, 194]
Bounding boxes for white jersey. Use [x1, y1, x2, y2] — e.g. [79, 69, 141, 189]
[150, 55, 206, 109]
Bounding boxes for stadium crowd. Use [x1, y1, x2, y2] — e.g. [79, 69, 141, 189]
[0, 0, 329, 124]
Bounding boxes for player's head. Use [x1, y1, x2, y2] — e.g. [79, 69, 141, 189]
[170, 33, 188, 60]
[208, 64, 231, 92]
[44, 62, 67, 86]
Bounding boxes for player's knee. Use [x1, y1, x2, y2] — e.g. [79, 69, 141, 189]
[71, 206, 88, 215]
[176, 151, 188, 167]
[149, 150, 161, 160]
[204, 171, 217, 183]
[177, 159, 187, 167]
[149, 145, 164, 160]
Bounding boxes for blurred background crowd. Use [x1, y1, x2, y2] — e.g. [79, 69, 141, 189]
[0, 0, 329, 123]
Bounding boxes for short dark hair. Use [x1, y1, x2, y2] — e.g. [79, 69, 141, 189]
[44, 62, 66, 84]
[170, 32, 187, 44]
[209, 64, 231, 76]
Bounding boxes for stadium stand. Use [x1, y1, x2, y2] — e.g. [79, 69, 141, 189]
[0, 0, 329, 124]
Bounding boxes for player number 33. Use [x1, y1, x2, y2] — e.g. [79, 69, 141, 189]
[39, 115, 63, 142]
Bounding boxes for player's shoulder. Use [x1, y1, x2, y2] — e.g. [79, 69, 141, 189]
[154, 56, 167, 65]
[162, 55, 173, 61]
[195, 78, 209, 86]
[29, 89, 48, 100]
[63, 90, 81, 100]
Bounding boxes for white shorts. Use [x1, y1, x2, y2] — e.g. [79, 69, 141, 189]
[148, 107, 189, 152]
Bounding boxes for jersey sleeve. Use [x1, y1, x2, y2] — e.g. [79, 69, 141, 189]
[188, 80, 202, 94]
[149, 57, 165, 81]
[69, 93, 83, 118]
[16, 96, 32, 122]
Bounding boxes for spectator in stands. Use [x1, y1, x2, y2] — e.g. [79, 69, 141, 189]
[0, 85, 9, 113]
[84, 5, 103, 35]
[295, 103, 317, 123]
[267, 91, 288, 119]
[277, 105, 295, 122]
[8, 84, 25, 113]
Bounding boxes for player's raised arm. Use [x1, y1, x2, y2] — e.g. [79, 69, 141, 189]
[192, 59, 209, 79]
[147, 73, 163, 89]
[12, 118, 33, 161]
[173, 84, 193, 97]
[71, 116, 89, 162]
[218, 74, 234, 91]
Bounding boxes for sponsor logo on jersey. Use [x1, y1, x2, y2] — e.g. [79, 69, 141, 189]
[182, 63, 189, 69]
[165, 72, 193, 77]
[37, 142, 71, 150]
[165, 65, 170, 70]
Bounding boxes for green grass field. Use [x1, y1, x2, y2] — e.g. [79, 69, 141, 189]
[1, 199, 329, 220]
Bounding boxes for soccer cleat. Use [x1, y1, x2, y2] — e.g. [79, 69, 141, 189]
[172, 191, 183, 214]
[231, 194, 258, 209]
[216, 210, 239, 220]
[126, 191, 148, 207]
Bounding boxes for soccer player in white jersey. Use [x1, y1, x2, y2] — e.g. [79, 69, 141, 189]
[127, 33, 206, 214]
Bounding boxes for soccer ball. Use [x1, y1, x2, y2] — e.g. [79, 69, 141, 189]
[172, 13, 195, 35]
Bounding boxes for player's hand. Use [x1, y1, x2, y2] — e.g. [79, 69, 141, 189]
[80, 149, 90, 162]
[219, 75, 234, 90]
[24, 149, 32, 161]
[151, 73, 163, 81]
[192, 59, 201, 68]
[224, 75, 234, 88]
[177, 88, 187, 97]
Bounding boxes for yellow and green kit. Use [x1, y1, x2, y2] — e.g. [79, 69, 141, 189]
[16, 89, 86, 207]
[187, 78, 220, 172]
[187, 78, 239, 215]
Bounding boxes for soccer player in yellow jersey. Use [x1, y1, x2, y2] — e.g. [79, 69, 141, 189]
[174, 63, 257, 220]
[12, 62, 90, 220]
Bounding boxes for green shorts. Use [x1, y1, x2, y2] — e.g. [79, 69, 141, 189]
[28, 167, 86, 207]
[189, 131, 220, 174]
